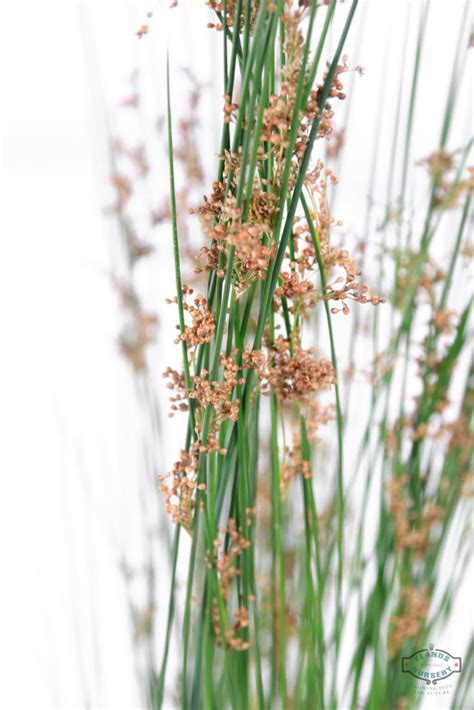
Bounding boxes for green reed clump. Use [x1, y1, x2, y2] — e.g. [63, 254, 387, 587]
[107, 1, 472, 708]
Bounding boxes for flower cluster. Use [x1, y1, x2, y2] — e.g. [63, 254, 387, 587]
[206, 0, 260, 31]
[178, 286, 216, 347]
[281, 432, 312, 485]
[388, 586, 430, 658]
[210, 517, 253, 651]
[274, 270, 315, 307]
[163, 366, 188, 417]
[157, 447, 200, 530]
[417, 148, 474, 208]
[223, 93, 239, 124]
[112, 138, 149, 177]
[163, 351, 243, 424]
[245, 336, 335, 403]
[113, 278, 158, 373]
[268, 342, 335, 403]
[193, 167, 278, 293]
[191, 354, 244, 422]
[389, 475, 443, 556]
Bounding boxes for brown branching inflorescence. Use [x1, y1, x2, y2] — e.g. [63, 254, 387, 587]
[389, 475, 443, 557]
[388, 586, 430, 658]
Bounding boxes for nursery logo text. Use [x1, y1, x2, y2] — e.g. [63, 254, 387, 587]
[401, 643, 461, 684]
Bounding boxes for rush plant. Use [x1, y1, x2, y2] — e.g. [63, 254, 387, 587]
[107, 1, 472, 708]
